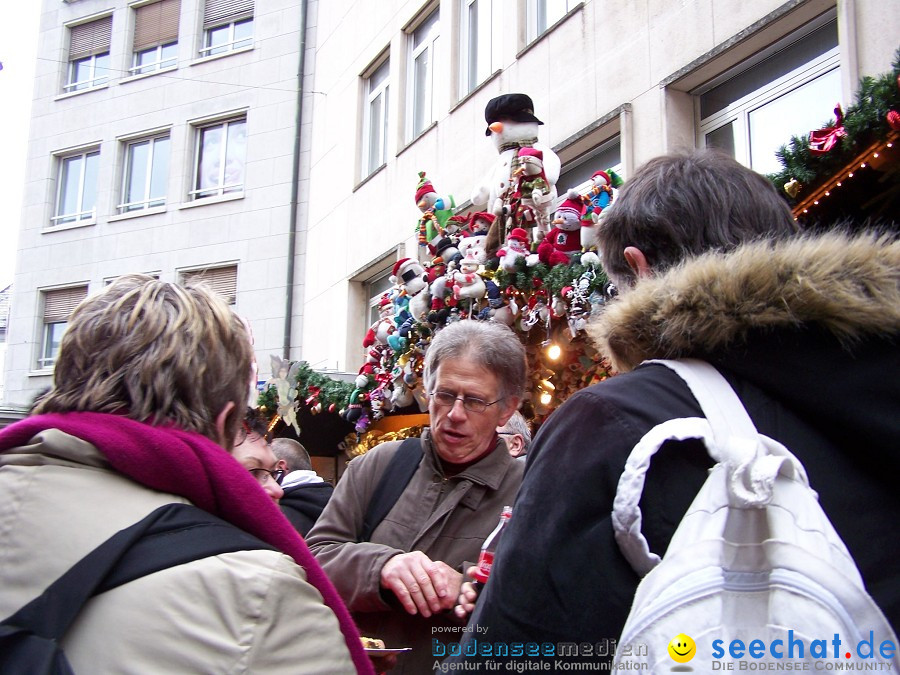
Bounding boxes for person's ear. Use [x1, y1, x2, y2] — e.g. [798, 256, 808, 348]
[623, 246, 652, 280]
[508, 435, 525, 458]
[276, 458, 288, 472]
[215, 401, 237, 451]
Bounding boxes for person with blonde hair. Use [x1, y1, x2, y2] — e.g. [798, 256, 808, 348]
[0, 274, 372, 674]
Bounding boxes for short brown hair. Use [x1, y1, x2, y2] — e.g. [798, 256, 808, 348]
[598, 150, 799, 288]
[33, 274, 254, 443]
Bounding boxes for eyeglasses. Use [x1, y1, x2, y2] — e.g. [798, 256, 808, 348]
[249, 468, 285, 486]
[430, 390, 503, 413]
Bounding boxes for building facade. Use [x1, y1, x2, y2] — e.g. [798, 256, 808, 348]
[4, 0, 898, 410]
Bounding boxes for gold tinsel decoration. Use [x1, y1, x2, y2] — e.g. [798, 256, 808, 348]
[344, 425, 428, 458]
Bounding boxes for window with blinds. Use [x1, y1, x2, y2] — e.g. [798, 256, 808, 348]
[66, 15, 112, 91]
[200, 0, 254, 57]
[131, 0, 180, 74]
[39, 286, 88, 369]
[180, 265, 238, 305]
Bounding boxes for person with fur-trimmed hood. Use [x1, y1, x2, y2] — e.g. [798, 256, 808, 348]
[448, 149, 900, 669]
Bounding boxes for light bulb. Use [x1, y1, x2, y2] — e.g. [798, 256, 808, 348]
[540, 392, 552, 405]
[547, 344, 561, 360]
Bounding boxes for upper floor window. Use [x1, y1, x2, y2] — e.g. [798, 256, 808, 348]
[191, 116, 247, 200]
[525, 0, 576, 45]
[697, 15, 840, 176]
[53, 148, 100, 226]
[39, 285, 88, 369]
[66, 15, 112, 92]
[131, 0, 181, 75]
[407, 10, 439, 141]
[180, 265, 238, 305]
[362, 58, 390, 177]
[120, 133, 170, 212]
[201, 0, 254, 57]
[459, 0, 495, 97]
[558, 135, 622, 195]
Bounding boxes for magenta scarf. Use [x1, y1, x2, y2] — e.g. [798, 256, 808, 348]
[0, 412, 373, 675]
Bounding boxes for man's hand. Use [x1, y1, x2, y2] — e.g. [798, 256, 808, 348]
[453, 565, 481, 620]
[380, 552, 463, 617]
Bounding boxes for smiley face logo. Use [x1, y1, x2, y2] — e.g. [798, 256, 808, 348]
[667, 634, 696, 663]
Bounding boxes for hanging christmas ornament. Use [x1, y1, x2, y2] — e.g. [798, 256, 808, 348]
[808, 104, 846, 156]
[784, 178, 802, 198]
[887, 110, 900, 132]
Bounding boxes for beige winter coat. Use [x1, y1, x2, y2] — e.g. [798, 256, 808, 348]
[0, 429, 355, 674]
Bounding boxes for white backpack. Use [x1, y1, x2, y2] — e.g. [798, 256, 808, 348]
[612, 359, 898, 672]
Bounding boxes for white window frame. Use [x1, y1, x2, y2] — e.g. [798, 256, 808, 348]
[52, 148, 100, 226]
[362, 58, 390, 178]
[200, 16, 253, 57]
[525, 0, 576, 45]
[459, 0, 495, 97]
[37, 286, 88, 370]
[406, 9, 440, 142]
[190, 117, 247, 200]
[131, 42, 178, 75]
[696, 15, 840, 175]
[119, 133, 170, 213]
[65, 52, 110, 92]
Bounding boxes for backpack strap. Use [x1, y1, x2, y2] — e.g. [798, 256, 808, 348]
[1, 503, 275, 643]
[359, 437, 423, 542]
[611, 359, 808, 576]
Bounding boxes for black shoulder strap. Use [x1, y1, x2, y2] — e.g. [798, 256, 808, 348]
[1, 503, 275, 642]
[359, 437, 423, 542]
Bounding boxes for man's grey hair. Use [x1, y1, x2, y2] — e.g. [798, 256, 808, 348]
[499, 411, 532, 453]
[423, 321, 526, 402]
[271, 437, 312, 472]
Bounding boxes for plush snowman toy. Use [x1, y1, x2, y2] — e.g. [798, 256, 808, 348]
[471, 94, 560, 257]
[538, 190, 584, 267]
[391, 258, 431, 322]
[497, 227, 539, 271]
[452, 250, 487, 302]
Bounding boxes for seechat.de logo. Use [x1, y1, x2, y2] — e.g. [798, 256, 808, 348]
[668, 633, 696, 663]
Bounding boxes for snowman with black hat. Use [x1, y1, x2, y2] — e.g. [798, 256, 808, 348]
[471, 93, 560, 258]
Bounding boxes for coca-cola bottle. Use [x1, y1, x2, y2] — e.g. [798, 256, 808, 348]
[472, 506, 512, 584]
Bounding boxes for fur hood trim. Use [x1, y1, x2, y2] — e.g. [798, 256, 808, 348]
[589, 231, 900, 372]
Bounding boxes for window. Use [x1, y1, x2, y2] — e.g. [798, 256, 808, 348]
[459, 0, 495, 97]
[697, 16, 840, 176]
[362, 58, 389, 177]
[525, 0, 576, 44]
[407, 10, 439, 141]
[558, 135, 622, 194]
[131, 0, 180, 75]
[191, 117, 247, 200]
[180, 265, 238, 305]
[66, 15, 112, 92]
[53, 148, 100, 226]
[200, 0, 254, 57]
[366, 268, 395, 329]
[120, 134, 170, 212]
[39, 286, 88, 369]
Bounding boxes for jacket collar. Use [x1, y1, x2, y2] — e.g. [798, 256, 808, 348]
[589, 231, 900, 372]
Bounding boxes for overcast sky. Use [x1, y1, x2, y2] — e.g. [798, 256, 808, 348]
[0, 5, 42, 290]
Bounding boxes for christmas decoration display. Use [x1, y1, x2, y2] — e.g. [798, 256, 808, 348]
[768, 47, 900, 223]
[415, 171, 456, 257]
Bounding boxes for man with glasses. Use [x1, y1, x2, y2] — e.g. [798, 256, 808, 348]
[497, 411, 531, 460]
[232, 410, 285, 503]
[307, 320, 527, 674]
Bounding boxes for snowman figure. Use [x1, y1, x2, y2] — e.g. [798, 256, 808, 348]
[581, 169, 620, 251]
[497, 227, 539, 271]
[471, 94, 560, 258]
[452, 250, 487, 303]
[538, 190, 584, 267]
[391, 258, 431, 322]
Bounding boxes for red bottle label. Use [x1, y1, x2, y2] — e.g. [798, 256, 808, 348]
[472, 550, 494, 584]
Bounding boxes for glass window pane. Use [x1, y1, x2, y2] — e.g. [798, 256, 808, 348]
[705, 122, 736, 159]
[44, 322, 66, 363]
[149, 137, 169, 202]
[466, 1, 478, 92]
[94, 53, 110, 84]
[414, 11, 439, 49]
[160, 42, 178, 66]
[125, 141, 150, 207]
[748, 67, 840, 175]
[198, 124, 224, 192]
[224, 121, 247, 191]
[413, 50, 430, 136]
[58, 155, 83, 217]
[206, 25, 229, 55]
[370, 60, 389, 90]
[234, 18, 253, 47]
[81, 152, 100, 215]
[368, 95, 383, 173]
[71, 58, 91, 88]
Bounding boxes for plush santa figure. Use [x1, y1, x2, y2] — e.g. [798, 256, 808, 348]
[415, 171, 456, 250]
[581, 169, 621, 251]
[471, 94, 561, 258]
[514, 147, 556, 242]
[497, 227, 538, 271]
[538, 190, 583, 267]
[362, 294, 396, 348]
[392, 257, 431, 321]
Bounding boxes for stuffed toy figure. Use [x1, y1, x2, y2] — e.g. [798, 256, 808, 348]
[538, 190, 584, 267]
[362, 294, 397, 348]
[580, 169, 622, 251]
[451, 250, 487, 304]
[513, 147, 556, 243]
[497, 227, 539, 271]
[471, 94, 560, 258]
[415, 171, 456, 250]
[391, 257, 431, 322]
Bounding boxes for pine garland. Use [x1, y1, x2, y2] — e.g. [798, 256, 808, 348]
[768, 47, 900, 200]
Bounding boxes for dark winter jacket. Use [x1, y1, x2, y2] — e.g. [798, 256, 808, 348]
[280, 481, 334, 537]
[448, 231, 900, 667]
